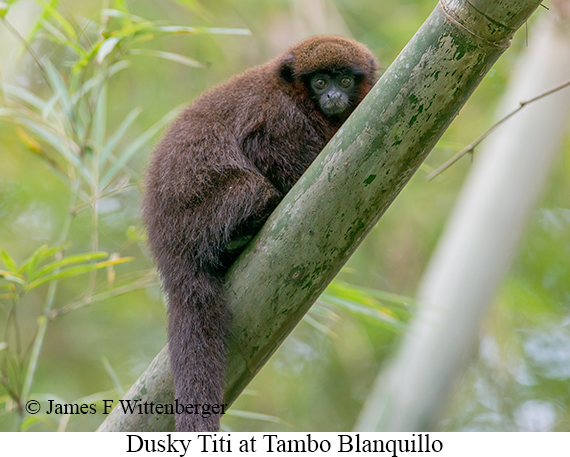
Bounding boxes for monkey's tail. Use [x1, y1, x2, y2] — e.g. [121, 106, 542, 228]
[166, 269, 228, 432]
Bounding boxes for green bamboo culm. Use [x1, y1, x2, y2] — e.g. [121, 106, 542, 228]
[98, 0, 544, 432]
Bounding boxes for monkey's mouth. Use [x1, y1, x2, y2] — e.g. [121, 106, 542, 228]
[321, 100, 349, 115]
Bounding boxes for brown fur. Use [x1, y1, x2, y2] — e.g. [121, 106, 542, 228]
[142, 35, 377, 432]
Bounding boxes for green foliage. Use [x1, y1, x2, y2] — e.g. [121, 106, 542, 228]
[0, 0, 250, 431]
[0, 245, 132, 291]
[0, 0, 247, 192]
[0, 243, 133, 428]
[319, 280, 412, 332]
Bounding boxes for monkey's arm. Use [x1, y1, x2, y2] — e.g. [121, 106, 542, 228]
[206, 167, 283, 269]
[225, 234, 255, 251]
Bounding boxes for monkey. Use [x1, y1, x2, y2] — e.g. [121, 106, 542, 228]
[142, 35, 378, 432]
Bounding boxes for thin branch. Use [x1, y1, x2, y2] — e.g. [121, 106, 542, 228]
[20, 171, 84, 410]
[427, 78, 570, 180]
[71, 176, 134, 214]
[49, 273, 158, 319]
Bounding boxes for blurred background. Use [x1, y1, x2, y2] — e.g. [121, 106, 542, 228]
[0, 0, 569, 432]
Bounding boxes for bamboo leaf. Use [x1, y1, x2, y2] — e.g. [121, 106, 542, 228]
[97, 37, 120, 64]
[92, 83, 107, 151]
[112, 23, 155, 40]
[42, 59, 74, 122]
[22, 245, 49, 279]
[318, 293, 405, 331]
[327, 280, 415, 309]
[101, 8, 147, 23]
[100, 106, 141, 166]
[72, 40, 104, 74]
[17, 118, 79, 167]
[99, 106, 182, 189]
[19, 414, 55, 432]
[0, 293, 17, 300]
[0, 2, 9, 19]
[0, 249, 18, 272]
[0, 270, 25, 285]
[129, 49, 206, 68]
[198, 27, 251, 36]
[110, 0, 128, 13]
[19, 243, 69, 276]
[32, 252, 109, 279]
[30, 0, 76, 40]
[42, 92, 59, 119]
[101, 357, 125, 396]
[1, 84, 46, 111]
[27, 0, 59, 43]
[16, 127, 42, 152]
[0, 108, 16, 117]
[39, 19, 85, 56]
[26, 257, 133, 291]
[148, 25, 198, 35]
[148, 25, 251, 37]
[303, 314, 335, 337]
[71, 60, 130, 103]
[225, 410, 286, 425]
[100, 10, 249, 42]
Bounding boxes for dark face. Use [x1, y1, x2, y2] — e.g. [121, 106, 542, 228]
[309, 71, 358, 117]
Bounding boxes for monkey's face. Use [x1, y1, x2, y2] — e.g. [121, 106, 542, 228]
[309, 71, 358, 117]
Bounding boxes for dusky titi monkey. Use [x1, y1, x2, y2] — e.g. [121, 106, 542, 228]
[143, 35, 378, 432]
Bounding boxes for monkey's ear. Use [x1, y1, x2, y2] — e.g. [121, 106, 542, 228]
[277, 53, 296, 83]
[369, 56, 381, 76]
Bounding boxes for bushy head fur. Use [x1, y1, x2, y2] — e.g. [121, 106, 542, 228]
[276, 35, 378, 86]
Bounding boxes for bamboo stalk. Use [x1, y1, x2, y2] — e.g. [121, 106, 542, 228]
[355, 2, 570, 432]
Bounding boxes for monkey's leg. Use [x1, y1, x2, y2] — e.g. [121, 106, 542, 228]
[166, 170, 281, 432]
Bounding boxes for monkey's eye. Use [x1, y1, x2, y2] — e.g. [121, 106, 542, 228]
[314, 78, 327, 89]
[339, 76, 353, 88]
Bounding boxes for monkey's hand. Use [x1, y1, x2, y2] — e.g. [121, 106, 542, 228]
[225, 234, 254, 251]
